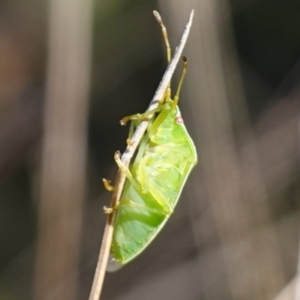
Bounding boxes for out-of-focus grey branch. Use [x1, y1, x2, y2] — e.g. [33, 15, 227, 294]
[295, 122, 300, 300]
[34, 0, 92, 299]
[273, 277, 297, 300]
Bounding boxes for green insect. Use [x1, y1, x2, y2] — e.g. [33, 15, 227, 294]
[103, 11, 197, 271]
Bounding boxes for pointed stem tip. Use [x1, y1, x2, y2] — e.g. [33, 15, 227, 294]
[189, 9, 194, 23]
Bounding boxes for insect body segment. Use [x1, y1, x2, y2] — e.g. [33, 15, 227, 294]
[109, 102, 196, 268]
[105, 11, 197, 271]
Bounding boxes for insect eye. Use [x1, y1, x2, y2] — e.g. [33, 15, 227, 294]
[175, 116, 184, 124]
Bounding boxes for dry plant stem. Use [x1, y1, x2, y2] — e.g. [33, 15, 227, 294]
[88, 9, 194, 300]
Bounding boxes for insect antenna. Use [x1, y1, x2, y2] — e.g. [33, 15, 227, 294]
[153, 10, 171, 64]
[153, 10, 172, 101]
[172, 56, 188, 110]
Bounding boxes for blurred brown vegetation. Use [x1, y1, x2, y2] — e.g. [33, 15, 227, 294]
[0, 0, 300, 299]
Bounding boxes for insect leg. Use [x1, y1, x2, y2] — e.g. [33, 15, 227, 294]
[103, 206, 114, 214]
[120, 198, 171, 216]
[131, 131, 149, 173]
[114, 151, 144, 193]
[102, 178, 114, 191]
[103, 201, 122, 214]
[137, 160, 175, 214]
[126, 119, 137, 146]
[147, 106, 170, 139]
[128, 119, 135, 139]
[120, 103, 168, 126]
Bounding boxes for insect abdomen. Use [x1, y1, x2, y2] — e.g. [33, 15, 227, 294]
[111, 184, 165, 264]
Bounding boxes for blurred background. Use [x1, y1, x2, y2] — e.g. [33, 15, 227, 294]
[0, 0, 300, 299]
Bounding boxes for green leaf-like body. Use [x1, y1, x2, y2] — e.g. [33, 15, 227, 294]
[110, 98, 197, 267]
